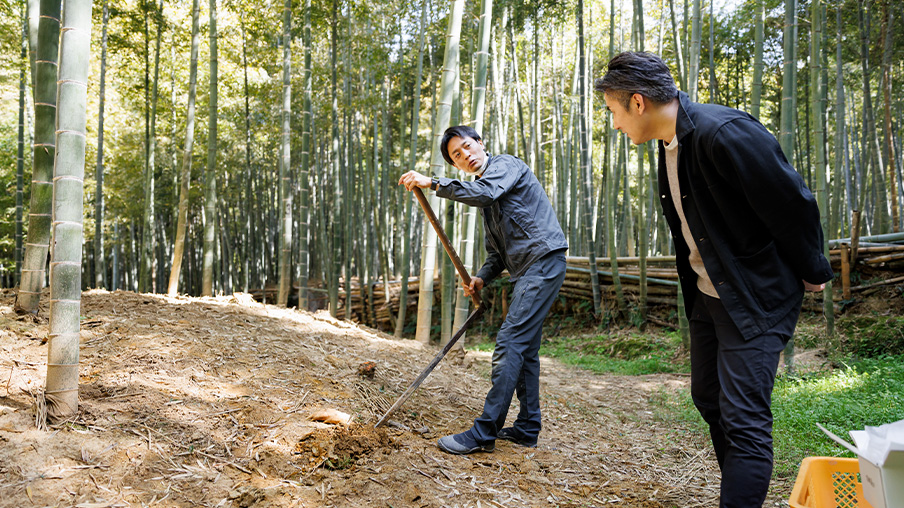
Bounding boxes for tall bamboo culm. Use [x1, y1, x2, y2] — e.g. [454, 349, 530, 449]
[750, 0, 764, 118]
[167, 0, 201, 296]
[277, 0, 292, 306]
[687, 0, 701, 101]
[45, 0, 93, 422]
[415, 0, 463, 344]
[395, 0, 429, 337]
[15, 9, 27, 287]
[809, 0, 833, 337]
[16, 0, 61, 313]
[94, 1, 109, 289]
[298, 0, 312, 310]
[328, 0, 340, 317]
[779, 0, 798, 370]
[577, 0, 601, 317]
[202, 0, 220, 297]
[880, 1, 898, 232]
[449, 0, 492, 346]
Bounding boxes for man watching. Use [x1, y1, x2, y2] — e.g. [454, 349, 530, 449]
[596, 52, 833, 508]
[398, 125, 567, 455]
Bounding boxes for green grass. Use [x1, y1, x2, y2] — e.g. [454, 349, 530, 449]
[467, 331, 690, 376]
[467, 341, 496, 352]
[771, 357, 904, 477]
[539, 331, 690, 376]
[648, 356, 904, 478]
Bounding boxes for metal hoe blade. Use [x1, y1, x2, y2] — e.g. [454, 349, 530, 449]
[374, 304, 485, 428]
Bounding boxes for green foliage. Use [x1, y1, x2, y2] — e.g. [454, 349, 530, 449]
[0, 117, 22, 274]
[467, 340, 495, 352]
[539, 331, 690, 376]
[837, 316, 904, 358]
[771, 358, 904, 477]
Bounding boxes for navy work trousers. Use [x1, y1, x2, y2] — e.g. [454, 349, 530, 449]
[689, 291, 798, 508]
[468, 250, 566, 444]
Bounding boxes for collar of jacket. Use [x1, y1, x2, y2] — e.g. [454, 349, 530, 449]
[675, 91, 696, 142]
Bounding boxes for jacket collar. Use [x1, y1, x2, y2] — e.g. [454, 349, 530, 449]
[675, 91, 696, 142]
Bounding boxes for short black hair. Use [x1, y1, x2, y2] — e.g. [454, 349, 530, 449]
[594, 52, 678, 110]
[441, 125, 483, 166]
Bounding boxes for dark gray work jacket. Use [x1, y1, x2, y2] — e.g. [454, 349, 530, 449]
[436, 154, 568, 283]
[659, 92, 834, 340]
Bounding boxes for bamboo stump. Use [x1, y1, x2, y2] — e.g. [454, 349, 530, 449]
[841, 243, 851, 299]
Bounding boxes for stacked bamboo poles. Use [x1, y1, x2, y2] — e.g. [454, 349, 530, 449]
[830, 244, 904, 298]
[337, 277, 423, 327]
[562, 256, 679, 307]
[329, 256, 682, 329]
[248, 241, 904, 330]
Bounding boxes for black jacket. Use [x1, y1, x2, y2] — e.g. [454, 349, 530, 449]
[436, 154, 568, 283]
[659, 92, 834, 340]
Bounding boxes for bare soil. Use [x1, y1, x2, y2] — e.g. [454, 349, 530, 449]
[0, 288, 802, 507]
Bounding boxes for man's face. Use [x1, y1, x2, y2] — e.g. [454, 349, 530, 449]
[604, 92, 648, 145]
[447, 136, 487, 174]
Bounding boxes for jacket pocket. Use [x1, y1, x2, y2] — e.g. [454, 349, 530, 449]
[505, 209, 534, 240]
[732, 241, 796, 313]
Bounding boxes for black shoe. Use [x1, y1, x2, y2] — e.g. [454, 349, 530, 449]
[437, 432, 495, 455]
[497, 427, 537, 448]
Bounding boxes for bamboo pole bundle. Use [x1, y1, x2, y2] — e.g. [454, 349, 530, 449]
[290, 246, 902, 329]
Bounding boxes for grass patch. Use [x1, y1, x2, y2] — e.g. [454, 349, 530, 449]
[648, 356, 904, 479]
[467, 330, 690, 376]
[539, 331, 690, 376]
[467, 340, 496, 352]
[771, 356, 904, 477]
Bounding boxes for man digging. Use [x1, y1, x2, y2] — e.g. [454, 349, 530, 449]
[596, 52, 833, 507]
[398, 125, 568, 455]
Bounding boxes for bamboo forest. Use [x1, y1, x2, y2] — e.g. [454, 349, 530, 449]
[1, 0, 903, 505]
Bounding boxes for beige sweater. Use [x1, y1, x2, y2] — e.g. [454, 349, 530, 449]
[665, 136, 719, 298]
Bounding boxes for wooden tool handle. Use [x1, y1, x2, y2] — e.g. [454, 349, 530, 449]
[412, 187, 481, 308]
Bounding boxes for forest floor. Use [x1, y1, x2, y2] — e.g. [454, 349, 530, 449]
[0, 288, 833, 508]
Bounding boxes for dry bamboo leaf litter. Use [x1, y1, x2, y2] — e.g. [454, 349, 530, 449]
[0, 288, 816, 507]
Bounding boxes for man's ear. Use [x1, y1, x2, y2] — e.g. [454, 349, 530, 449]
[632, 93, 646, 114]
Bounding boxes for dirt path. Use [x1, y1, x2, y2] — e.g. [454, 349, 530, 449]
[0, 289, 791, 507]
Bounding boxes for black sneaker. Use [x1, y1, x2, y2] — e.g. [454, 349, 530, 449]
[437, 431, 495, 455]
[497, 427, 537, 448]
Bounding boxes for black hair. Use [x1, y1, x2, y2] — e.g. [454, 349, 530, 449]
[594, 52, 679, 110]
[441, 125, 483, 166]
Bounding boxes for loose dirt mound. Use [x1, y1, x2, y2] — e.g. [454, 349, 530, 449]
[294, 424, 396, 472]
[0, 288, 765, 507]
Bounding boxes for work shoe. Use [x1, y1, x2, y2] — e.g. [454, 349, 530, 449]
[497, 427, 538, 448]
[437, 432, 495, 455]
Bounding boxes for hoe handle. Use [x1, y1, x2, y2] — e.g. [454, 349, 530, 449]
[412, 188, 481, 308]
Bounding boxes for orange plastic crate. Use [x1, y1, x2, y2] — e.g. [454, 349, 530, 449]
[789, 457, 873, 508]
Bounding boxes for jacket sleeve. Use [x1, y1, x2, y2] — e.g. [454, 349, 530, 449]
[475, 236, 504, 284]
[435, 157, 522, 207]
[709, 118, 834, 284]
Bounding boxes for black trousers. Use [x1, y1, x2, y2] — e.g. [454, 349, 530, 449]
[689, 291, 798, 508]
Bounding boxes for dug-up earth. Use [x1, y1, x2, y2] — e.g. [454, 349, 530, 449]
[0, 288, 795, 508]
